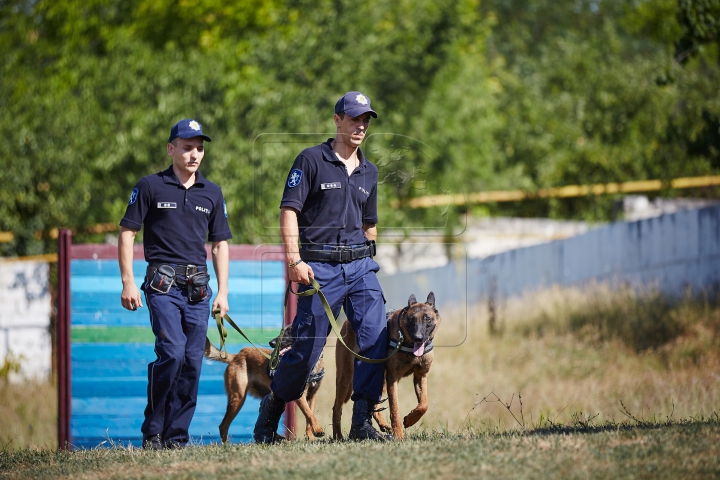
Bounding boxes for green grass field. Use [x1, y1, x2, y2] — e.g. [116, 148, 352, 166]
[2, 421, 720, 479]
[2, 283, 720, 479]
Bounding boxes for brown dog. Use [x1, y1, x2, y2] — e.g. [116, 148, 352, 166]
[332, 292, 440, 440]
[204, 326, 325, 442]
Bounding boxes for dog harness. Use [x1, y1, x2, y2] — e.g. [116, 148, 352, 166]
[388, 338, 434, 355]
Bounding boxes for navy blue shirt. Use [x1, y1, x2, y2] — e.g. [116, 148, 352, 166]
[120, 166, 232, 265]
[280, 139, 378, 246]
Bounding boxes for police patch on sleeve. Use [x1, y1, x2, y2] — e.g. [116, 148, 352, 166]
[287, 169, 303, 188]
[128, 188, 139, 206]
[223, 201, 228, 218]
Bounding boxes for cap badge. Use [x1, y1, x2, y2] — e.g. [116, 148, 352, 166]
[355, 94, 368, 105]
[189, 120, 201, 131]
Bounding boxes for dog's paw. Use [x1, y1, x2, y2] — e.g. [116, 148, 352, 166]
[403, 414, 420, 428]
[378, 423, 392, 434]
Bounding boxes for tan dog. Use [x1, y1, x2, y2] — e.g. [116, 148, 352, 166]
[204, 326, 325, 442]
[332, 292, 440, 440]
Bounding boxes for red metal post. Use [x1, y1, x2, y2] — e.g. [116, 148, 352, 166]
[57, 229, 72, 450]
[283, 262, 297, 439]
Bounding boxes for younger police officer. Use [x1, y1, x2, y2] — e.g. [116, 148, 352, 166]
[254, 92, 390, 443]
[119, 119, 232, 449]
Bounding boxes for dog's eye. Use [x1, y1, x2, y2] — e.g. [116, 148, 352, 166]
[408, 315, 416, 322]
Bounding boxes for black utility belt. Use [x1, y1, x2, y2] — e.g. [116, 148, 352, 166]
[146, 263, 210, 302]
[148, 262, 207, 277]
[300, 241, 376, 263]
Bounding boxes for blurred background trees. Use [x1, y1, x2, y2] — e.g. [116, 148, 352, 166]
[1, 0, 719, 255]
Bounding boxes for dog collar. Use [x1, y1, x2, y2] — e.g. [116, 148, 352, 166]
[388, 338, 433, 355]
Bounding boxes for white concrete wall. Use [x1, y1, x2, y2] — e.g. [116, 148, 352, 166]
[0, 259, 52, 381]
[379, 205, 720, 313]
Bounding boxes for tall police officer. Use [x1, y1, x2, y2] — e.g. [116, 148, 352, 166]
[119, 119, 232, 449]
[254, 92, 390, 443]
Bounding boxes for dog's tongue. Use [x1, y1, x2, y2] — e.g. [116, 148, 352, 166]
[413, 342, 425, 357]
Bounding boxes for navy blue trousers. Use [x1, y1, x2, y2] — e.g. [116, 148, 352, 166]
[141, 278, 211, 445]
[271, 256, 387, 403]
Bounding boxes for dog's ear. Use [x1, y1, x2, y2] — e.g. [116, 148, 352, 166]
[426, 292, 435, 308]
[408, 294, 417, 306]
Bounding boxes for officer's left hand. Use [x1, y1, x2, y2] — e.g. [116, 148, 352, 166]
[212, 293, 229, 318]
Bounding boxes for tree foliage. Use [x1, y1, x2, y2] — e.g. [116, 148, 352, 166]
[1, 0, 720, 255]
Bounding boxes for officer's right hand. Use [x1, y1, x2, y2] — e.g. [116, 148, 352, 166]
[121, 284, 143, 311]
[290, 261, 314, 285]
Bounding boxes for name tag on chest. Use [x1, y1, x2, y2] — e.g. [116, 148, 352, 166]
[157, 202, 177, 209]
[321, 182, 341, 190]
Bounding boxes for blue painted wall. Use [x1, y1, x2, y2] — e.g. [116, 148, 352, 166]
[70, 259, 286, 449]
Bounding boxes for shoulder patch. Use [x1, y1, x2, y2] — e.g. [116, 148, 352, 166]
[128, 188, 139, 206]
[287, 169, 303, 188]
[223, 201, 228, 218]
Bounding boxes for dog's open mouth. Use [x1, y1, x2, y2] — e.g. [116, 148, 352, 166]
[413, 342, 426, 357]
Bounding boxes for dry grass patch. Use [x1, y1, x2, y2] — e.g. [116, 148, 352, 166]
[310, 283, 720, 437]
[0, 379, 57, 451]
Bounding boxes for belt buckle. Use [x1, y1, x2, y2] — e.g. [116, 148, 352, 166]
[186, 264, 198, 276]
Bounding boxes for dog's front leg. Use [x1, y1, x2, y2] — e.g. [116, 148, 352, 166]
[296, 392, 324, 440]
[386, 373, 404, 440]
[403, 372, 429, 429]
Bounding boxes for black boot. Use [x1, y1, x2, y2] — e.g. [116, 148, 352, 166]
[142, 433, 162, 450]
[253, 392, 286, 444]
[348, 398, 394, 442]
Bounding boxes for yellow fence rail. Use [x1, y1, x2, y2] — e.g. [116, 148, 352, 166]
[402, 174, 720, 209]
[2, 175, 719, 243]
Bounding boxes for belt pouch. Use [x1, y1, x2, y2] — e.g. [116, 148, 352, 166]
[149, 264, 175, 294]
[187, 271, 211, 302]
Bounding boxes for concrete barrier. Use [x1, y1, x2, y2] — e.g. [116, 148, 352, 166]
[0, 258, 51, 381]
[379, 205, 720, 314]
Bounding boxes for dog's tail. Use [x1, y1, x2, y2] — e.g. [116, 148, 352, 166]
[204, 337, 233, 363]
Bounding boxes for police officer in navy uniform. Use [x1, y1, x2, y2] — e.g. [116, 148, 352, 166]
[118, 119, 232, 449]
[254, 92, 390, 443]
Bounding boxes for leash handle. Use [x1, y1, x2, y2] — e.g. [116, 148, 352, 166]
[285, 278, 404, 364]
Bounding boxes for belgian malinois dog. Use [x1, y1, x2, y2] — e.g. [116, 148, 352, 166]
[332, 292, 440, 440]
[204, 326, 325, 442]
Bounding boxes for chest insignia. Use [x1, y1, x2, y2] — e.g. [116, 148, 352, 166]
[157, 202, 177, 209]
[358, 186, 370, 196]
[321, 182, 342, 190]
[196, 205, 210, 215]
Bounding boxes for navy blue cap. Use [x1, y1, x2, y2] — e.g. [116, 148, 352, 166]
[334, 91, 378, 118]
[168, 119, 212, 143]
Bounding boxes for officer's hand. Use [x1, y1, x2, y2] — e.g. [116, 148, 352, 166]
[212, 293, 229, 319]
[290, 261, 314, 285]
[120, 284, 143, 311]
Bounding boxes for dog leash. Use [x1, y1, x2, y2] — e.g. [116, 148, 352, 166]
[212, 310, 283, 369]
[210, 277, 403, 367]
[285, 278, 404, 364]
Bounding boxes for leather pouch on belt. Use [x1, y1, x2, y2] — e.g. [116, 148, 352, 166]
[187, 271, 210, 302]
[149, 264, 175, 294]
